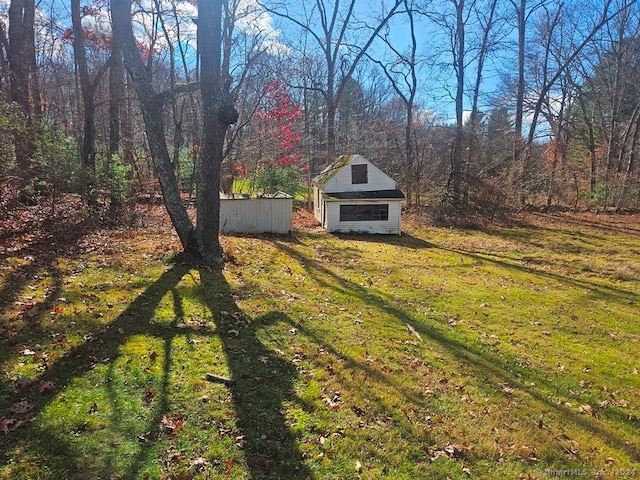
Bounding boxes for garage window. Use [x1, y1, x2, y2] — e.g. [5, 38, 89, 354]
[340, 204, 388, 221]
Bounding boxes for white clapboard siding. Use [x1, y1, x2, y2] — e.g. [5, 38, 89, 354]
[219, 195, 292, 234]
[324, 200, 402, 234]
[312, 155, 405, 235]
[323, 155, 395, 193]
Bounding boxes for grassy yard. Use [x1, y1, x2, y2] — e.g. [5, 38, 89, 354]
[1, 206, 639, 479]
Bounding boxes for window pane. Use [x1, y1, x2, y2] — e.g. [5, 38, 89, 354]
[339, 204, 389, 221]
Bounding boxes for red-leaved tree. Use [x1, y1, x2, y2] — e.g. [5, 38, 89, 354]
[255, 80, 303, 168]
[250, 81, 304, 195]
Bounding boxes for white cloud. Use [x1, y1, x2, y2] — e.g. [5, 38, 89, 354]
[234, 0, 288, 55]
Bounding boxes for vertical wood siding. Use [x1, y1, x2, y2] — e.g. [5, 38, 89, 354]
[220, 197, 292, 234]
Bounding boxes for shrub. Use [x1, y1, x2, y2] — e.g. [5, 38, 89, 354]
[251, 164, 301, 196]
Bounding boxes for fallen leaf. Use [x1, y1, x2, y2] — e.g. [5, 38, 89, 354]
[355, 460, 362, 472]
[352, 405, 366, 416]
[0, 418, 21, 434]
[14, 378, 36, 394]
[443, 443, 473, 458]
[137, 431, 158, 443]
[579, 404, 593, 415]
[324, 394, 341, 410]
[149, 351, 158, 362]
[9, 401, 34, 414]
[160, 413, 184, 436]
[500, 383, 515, 395]
[38, 381, 55, 393]
[83, 332, 96, 342]
[144, 389, 155, 404]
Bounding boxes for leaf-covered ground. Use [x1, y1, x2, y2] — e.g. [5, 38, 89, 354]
[1, 200, 639, 479]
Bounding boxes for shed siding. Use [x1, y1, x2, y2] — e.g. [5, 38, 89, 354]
[324, 200, 402, 234]
[220, 197, 292, 234]
[323, 156, 395, 193]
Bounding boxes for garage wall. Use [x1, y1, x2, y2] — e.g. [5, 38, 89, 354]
[220, 195, 292, 234]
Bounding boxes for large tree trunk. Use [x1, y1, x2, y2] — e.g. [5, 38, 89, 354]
[8, 0, 37, 192]
[197, 0, 238, 264]
[111, 0, 197, 254]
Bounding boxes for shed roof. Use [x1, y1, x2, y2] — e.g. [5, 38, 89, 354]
[323, 189, 406, 200]
[312, 154, 358, 186]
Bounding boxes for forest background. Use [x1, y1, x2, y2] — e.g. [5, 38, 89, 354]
[2, 0, 640, 244]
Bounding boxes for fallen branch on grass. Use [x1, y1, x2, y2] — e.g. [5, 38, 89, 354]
[205, 373, 235, 386]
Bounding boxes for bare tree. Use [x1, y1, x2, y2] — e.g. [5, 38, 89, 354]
[425, 0, 505, 212]
[368, 0, 421, 205]
[112, 0, 274, 262]
[262, 0, 403, 164]
[71, 0, 113, 208]
[111, 0, 197, 254]
[519, 0, 635, 206]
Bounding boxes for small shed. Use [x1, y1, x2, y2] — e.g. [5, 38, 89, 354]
[220, 192, 292, 234]
[312, 155, 405, 235]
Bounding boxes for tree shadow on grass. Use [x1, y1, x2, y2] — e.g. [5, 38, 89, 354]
[332, 231, 434, 249]
[272, 239, 640, 465]
[0, 258, 313, 479]
[0, 217, 94, 366]
[0, 264, 189, 478]
[198, 266, 312, 480]
[0, 261, 205, 478]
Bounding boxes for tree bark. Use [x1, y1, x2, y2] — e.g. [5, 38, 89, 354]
[111, 0, 197, 254]
[109, 27, 124, 160]
[511, 0, 527, 206]
[71, 0, 98, 207]
[8, 0, 38, 191]
[197, 0, 238, 264]
[447, 0, 466, 208]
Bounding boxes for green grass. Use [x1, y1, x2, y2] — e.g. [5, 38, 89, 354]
[1, 212, 639, 479]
